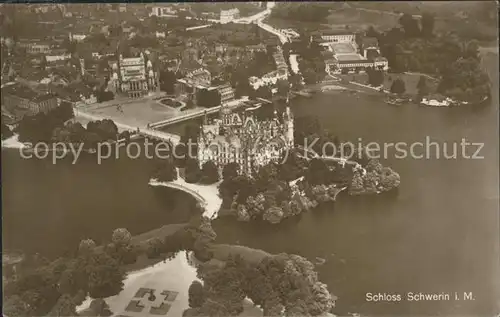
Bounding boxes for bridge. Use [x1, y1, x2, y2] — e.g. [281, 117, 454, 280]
[149, 97, 249, 129]
[75, 110, 181, 145]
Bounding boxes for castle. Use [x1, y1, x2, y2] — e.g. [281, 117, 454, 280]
[197, 103, 294, 175]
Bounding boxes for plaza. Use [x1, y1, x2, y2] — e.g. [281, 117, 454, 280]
[77, 95, 204, 129]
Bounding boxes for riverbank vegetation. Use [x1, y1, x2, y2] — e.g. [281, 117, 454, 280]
[15, 101, 73, 143]
[4, 204, 335, 317]
[184, 252, 335, 316]
[367, 12, 490, 103]
[2, 208, 213, 317]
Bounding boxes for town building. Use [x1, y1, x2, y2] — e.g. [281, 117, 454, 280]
[18, 40, 52, 55]
[1, 82, 59, 120]
[110, 53, 157, 98]
[217, 83, 235, 104]
[220, 8, 240, 23]
[175, 67, 212, 99]
[320, 31, 356, 43]
[197, 103, 294, 175]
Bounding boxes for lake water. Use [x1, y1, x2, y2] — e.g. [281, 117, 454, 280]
[1, 149, 198, 258]
[213, 54, 500, 316]
[2, 54, 498, 315]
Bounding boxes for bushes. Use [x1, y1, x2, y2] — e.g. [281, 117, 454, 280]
[188, 281, 205, 308]
[200, 160, 219, 184]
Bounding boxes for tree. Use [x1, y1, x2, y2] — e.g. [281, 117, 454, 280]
[263, 206, 284, 224]
[159, 70, 177, 94]
[276, 79, 290, 98]
[390, 78, 406, 94]
[222, 162, 239, 180]
[47, 294, 76, 317]
[87, 298, 113, 316]
[307, 158, 330, 185]
[3, 295, 31, 317]
[185, 158, 201, 183]
[112, 228, 132, 247]
[416, 75, 428, 96]
[78, 239, 96, 255]
[1, 122, 14, 140]
[188, 281, 205, 308]
[421, 12, 435, 38]
[367, 68, 384, 87]
[155, 161, 178, 182]
[399, 13, 420, 38]
[201, 160, 219, 184]
[197, 89, 222, 108]
[87, 252, 125, 298]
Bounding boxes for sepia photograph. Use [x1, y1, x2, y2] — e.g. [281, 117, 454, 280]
[1, 1, 499, 316]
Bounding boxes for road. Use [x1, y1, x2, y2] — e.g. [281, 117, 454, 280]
[75, 110, 181, 145]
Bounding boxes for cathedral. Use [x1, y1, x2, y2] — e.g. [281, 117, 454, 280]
[110, 52, 157, 98]
[197, 103, 294, 175]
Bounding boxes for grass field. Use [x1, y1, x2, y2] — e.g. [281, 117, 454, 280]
[210, 243, 272, 265]
[326, 8, 400, 32]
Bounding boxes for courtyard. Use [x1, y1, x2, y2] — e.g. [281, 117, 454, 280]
[331, 42, 357, 54]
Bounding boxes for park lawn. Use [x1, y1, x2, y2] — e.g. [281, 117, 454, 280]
[210, 244, 272, 265]
[326, 7, 400, 32]
[131, 223, 188, 245]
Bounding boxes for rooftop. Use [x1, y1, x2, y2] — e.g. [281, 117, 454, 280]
[335, 54, 364, 61]
[321, 30, 355, 36]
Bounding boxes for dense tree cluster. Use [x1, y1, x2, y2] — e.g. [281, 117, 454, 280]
[51, 119, 119, 150]
[370, 12, 490, 102]
[390, 78, 406, 94]
[3, 211, 215, 317]
[296, 40, 327, 85]
[367, 68, 384, 87]
[185, 253, 336, 316]
[16, 101, 74, 143]
[349, 159, 400, 195]
[196, 89, 222, 109]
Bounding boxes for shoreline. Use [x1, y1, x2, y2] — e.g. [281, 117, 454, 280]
[149, 177, 222, 219]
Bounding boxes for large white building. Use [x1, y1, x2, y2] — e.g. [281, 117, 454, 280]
[325, 57, 388, 74]
[320, 31, 356, 44]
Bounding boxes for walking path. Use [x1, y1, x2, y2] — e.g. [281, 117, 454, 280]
[149, 169, 222, 219]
